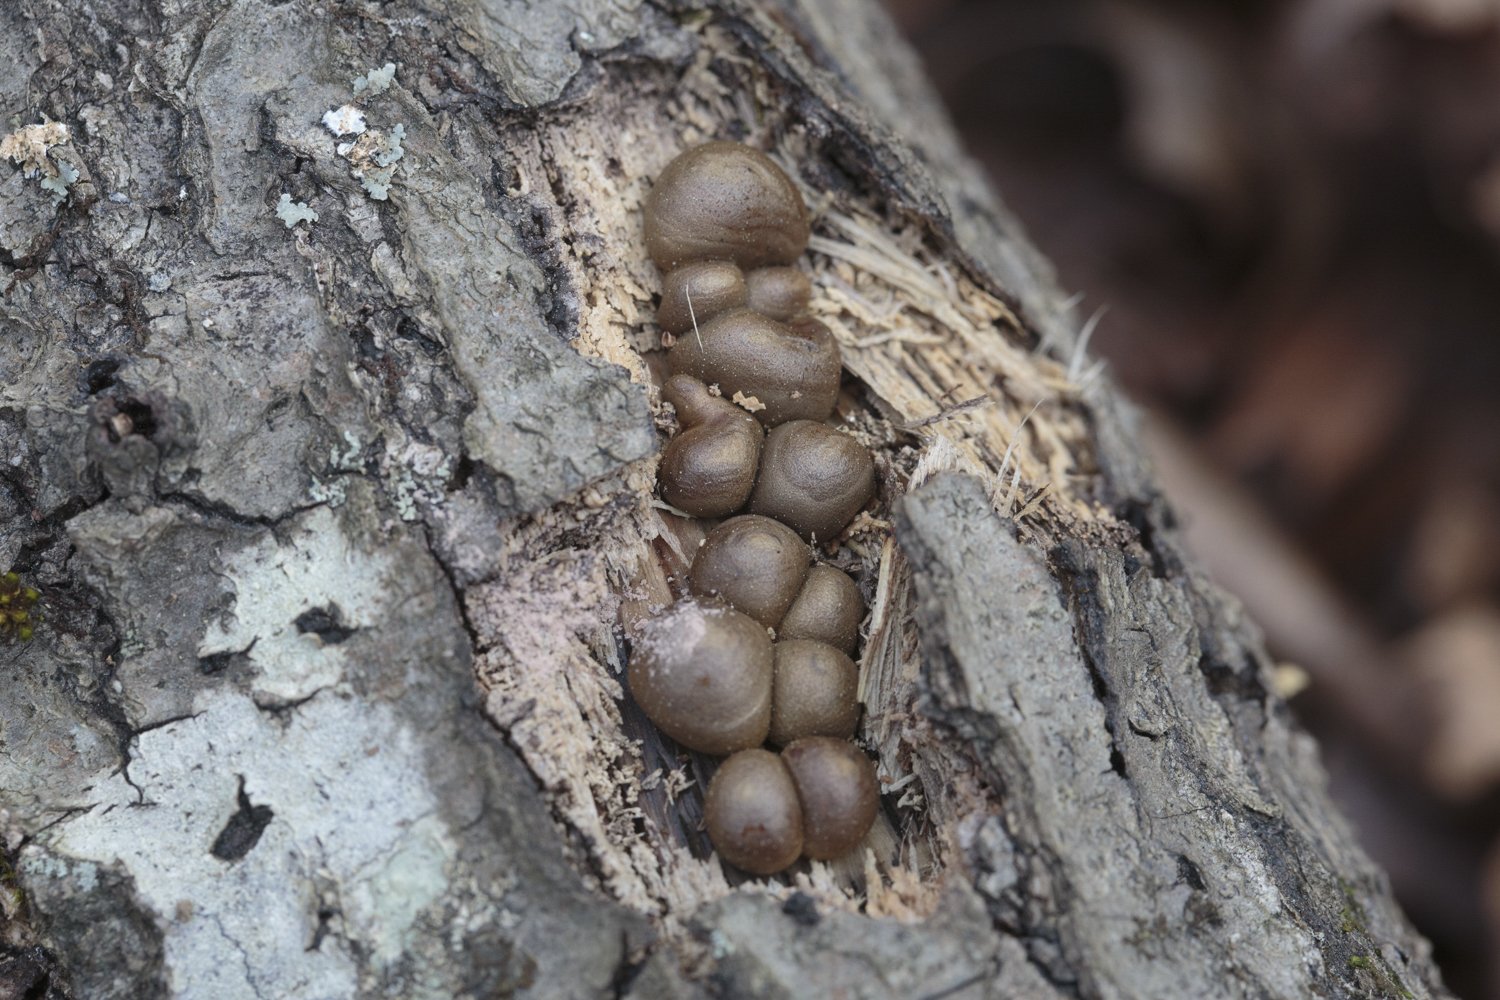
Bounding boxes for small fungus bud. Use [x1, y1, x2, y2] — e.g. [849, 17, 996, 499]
[778, 565, 864, 654]
[744, 266, 811, 321]
[768, 640, 860, 746]
[667, 308, 841, 427]
[749, 421, 876, 541]
[644, 141, 810, 272]
[659, 375, 763, 517]
[627, 601, 773, 756]
[782, 737, 879, 860]
[689, 515, 810, 629]
[658, 261, 747, 336]
[705, 749, 804, 875]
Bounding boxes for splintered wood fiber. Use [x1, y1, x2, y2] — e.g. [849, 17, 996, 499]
[468, 25, 1104, 931]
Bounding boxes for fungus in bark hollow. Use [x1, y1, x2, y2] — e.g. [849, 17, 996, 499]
[749, 420, 877, 541]
[689, 514, 811, 629]
[627, 601, 773, 756]
[658, 375, 763, 517]
[667, 309, 842, 427]
[779, 564, 864, 654]
[768, 640, 860, 746]
[633, 141, 883, 877]
[643, 141, 810, 272]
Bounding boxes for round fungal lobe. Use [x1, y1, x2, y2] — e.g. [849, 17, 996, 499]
[658, 375, 763, 518]
[705, 749, 804, 875]
[689, 515, 811, 628]
[667, 309, 841, 427]
[658, 261, 747, 336]
[778, 565, 864, 654]
[744, 266, 811, 322]
[769, 640, 860, 746]
[782, 737, 880, 860]
[749, 421, 876, 541]
[627, 601, 773, 755]
[644, 141, 810, 272]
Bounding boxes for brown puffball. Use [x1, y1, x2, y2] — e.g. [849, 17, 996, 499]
[779, 565, 864, 654]
[749, 421, 876, 541]
[768, 640, 860, 746]
[658, 375, 763, 517]
[667, 309, 841, 427]
[782, 737, 879, 860]
[644, 142, 810, 272]
[627, 601, 772, 755]
[744, 266, 811, 321]
[689, 515, 810, 628]
[658, 261, 747, 336]
[705, 749, 804, 875]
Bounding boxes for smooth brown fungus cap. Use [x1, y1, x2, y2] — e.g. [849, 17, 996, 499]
[705, 749, 804, 875]
[658, 375, 763, 518]
[667, 309, 841, 427]
[644, 141, 810, 272]
[769, 640, 861, 746]
[657, 261, 747, 336]
[744, 266, 811, 322]
[749, 421, 876, 541]
[689, 515, 810, 628]
[782, 737, 879, 860]
[778, 565, 864, 654]
[627, 601, 772, 756]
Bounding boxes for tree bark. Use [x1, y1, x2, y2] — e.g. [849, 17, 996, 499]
[0, 1, 1447, 998]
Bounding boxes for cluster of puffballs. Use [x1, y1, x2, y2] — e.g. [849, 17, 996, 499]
[628, 142, 882, 876]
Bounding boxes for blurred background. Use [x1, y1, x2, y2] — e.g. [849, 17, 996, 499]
[885, 0, 1500, 995]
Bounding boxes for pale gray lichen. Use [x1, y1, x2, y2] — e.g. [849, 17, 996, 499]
[19, 503, 464, 998]
[308, 475, 349, 508]
[38, 159, 79, 205]
[324, 99, 405, 201]
[308, 431, 364, 507]
[348, 123, 406, 201]
[353, 62, 397, 97]
[276, 193, 319, 229]
[373, 123, 405, 168]
[385, 437, 453, 522]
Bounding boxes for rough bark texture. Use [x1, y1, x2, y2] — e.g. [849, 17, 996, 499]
[0, 1, 1447, 998]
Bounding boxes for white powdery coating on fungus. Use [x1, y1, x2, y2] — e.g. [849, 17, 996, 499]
[636, 602, 714, 662]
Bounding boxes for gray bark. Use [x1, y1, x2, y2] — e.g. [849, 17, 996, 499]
[0, 1, 1446, 999]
